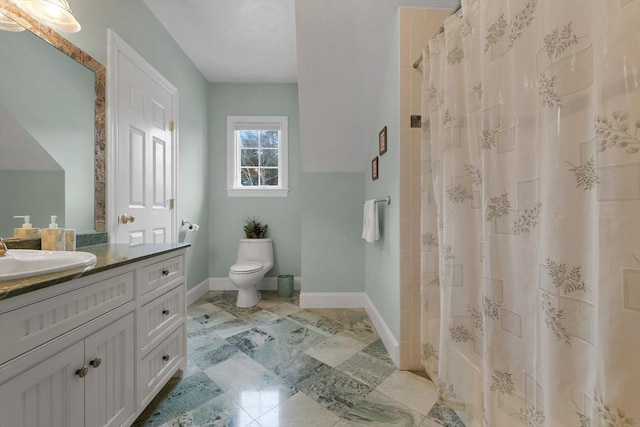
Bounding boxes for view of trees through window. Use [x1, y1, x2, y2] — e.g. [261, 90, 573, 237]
[238, 130, 279, 186]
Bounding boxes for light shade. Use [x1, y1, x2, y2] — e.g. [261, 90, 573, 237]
[14, 0, 80, 32]
[0, 8, 25, 31]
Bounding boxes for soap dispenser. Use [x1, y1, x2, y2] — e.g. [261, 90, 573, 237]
[13, 215, 41, 239]
[41, 215, 66, 251]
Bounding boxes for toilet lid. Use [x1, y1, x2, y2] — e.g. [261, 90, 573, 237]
[230, 262, 263, 274]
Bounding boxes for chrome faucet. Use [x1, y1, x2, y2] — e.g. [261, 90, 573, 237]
[0, 237, 20, 257]
[0, 238, 7, 258]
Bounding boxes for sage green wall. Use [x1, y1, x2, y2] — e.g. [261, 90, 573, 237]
[208, 83, 301, 278]
[365, 13, 401, 339]
[301, 172, 365, 292]
[63, 0, 210, 290]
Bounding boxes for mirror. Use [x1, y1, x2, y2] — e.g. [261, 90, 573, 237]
[0, 5, 105, 237]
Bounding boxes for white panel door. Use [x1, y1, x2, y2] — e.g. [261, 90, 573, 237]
[0, 341, 84, 427]
[112, 32, 177, 246]
[84, 313, 135, 427]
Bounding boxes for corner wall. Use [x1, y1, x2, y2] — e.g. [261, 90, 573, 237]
[365, 10, 402, 354]
[301, 172, 365, 293]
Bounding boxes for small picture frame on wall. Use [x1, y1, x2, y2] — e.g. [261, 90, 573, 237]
[378, 126, 388, 155]
[372, 156, 379, 180]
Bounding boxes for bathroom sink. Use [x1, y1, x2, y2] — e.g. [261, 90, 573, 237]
[0, 249, 97, 282]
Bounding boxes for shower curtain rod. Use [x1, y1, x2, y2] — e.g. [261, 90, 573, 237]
[412, 2, 462, 69]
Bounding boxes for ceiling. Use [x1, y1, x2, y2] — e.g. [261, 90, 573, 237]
[143, 0, 298, 83]
[143, 0, 458, 171]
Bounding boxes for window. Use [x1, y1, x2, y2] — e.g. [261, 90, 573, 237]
[227, 116, 289, 197]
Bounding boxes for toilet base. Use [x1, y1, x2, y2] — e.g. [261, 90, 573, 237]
[236, 288, 261, 308]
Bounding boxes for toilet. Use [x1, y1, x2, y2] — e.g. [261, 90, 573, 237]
[228, 238, 274, 307]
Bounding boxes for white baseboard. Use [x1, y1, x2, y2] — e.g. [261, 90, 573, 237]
[186, 278, 210, 306]
[364, 293, 399, 368]
[208, 276, 302, 291]
[209, 277, 233, 290]
[299, 292, 365, 309]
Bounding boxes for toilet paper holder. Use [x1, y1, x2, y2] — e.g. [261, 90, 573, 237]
[181, 219, 200, 231]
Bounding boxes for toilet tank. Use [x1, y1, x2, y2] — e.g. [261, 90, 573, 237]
[236, 238, 273, 264]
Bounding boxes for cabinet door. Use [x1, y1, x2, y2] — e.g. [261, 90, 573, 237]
[84, 313, 135, 427]
[0, 341, 85, 427]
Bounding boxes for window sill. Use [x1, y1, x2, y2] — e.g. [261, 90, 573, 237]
[227, 188, 289, 198]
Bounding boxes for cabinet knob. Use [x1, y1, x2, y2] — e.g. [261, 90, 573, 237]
[89, 358, 102, 368]
[162, 354, 170, 362]
[76, 366, 89, 378]
[161, 268, 170, 277]
[162, 309, 170, 316]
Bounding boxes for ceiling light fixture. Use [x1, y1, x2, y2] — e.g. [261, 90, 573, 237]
[11, 0, 80, 32]
[0, 7, 25, 31]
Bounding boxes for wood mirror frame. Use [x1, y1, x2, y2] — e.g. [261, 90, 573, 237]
[3, 4, 106, 232]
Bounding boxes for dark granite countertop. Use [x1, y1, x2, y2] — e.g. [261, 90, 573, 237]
[0, 243, 190, 301]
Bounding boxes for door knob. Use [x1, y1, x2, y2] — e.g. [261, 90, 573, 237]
[76, 366, 89, 378]
[89, 358, 102, 368]
[120, 213, 135, 224]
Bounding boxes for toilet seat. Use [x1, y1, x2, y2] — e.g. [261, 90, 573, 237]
[230, 262, 263, 274]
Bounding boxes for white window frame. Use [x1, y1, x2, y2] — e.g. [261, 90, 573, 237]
[227, 115, 289, 197]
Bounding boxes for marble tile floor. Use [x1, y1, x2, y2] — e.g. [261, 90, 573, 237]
[133, 291, 465, 427]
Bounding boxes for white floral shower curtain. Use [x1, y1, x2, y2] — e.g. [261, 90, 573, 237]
[420, 0, 640, 426]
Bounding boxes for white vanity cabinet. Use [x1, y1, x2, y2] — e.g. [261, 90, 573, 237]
[0, 246, 187, 427]
[84, 313, 135, 427]
[0, 340, 86, 426]
[136, 253, 186, 408]
[0, 313, 135, 427]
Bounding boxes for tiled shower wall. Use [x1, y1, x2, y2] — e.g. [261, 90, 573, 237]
[398, 8, 450, 370]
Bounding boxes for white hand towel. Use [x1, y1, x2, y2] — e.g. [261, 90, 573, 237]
[362, 199, 379, 242]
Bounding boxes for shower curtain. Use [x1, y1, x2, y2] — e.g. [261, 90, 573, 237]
[420, 0, 639, 426]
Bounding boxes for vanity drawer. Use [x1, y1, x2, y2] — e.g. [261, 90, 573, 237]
[138, 285, 185, 353]
[139, 326, 184, 407]
[139, 255, 184, 295]
[0, 271, 135, 364]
